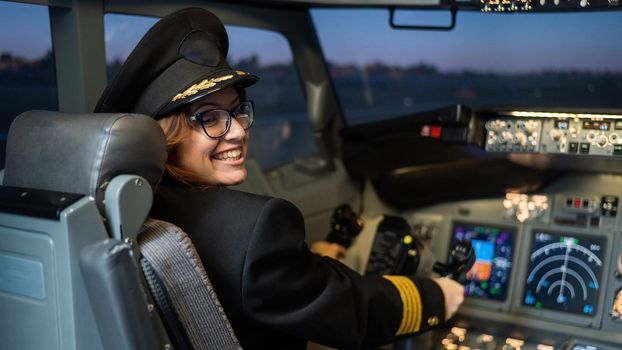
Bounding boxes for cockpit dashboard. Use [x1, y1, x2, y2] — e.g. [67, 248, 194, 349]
[345, 172, 622, 349]
[339, 106, 622, 349]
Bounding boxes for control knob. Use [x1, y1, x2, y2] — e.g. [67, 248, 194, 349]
[500, 131, 514, 144]
[610, 133, 619, 144]
[596, 135, 608, 148]
[549, 129, 563, 141]
[569, 126, 579, 138]
[587, 131, 597, 143]
[515, 132, 528, 146]
[486, 120, 508, 133]
[521, 120, 539, 134]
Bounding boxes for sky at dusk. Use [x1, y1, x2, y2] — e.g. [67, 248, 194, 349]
[103, 14, 293, 65]
[1, 1, 621, 72]
[312, 8, 622, 72]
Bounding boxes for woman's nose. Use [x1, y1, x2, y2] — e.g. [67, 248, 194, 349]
[224, 117, 246, 141]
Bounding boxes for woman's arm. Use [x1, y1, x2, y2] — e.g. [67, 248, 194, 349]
[241, 197, 454, 349]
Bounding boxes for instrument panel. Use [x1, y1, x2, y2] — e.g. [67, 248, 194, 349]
[484, 112, 622, 157]
[344, 172, 622, 349]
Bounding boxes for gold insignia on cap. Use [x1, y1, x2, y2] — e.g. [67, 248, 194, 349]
[171, 74, 234, 102]
[236, 70, 248, 75]
[383, 275, 422, 335]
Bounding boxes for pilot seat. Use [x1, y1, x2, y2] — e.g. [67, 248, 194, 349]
[0, 111, 240, 350]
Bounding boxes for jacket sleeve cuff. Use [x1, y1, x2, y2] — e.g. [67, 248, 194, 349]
[382, 275, 446, 335]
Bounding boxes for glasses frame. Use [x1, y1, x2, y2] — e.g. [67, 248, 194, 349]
[190, 100, 254, 139]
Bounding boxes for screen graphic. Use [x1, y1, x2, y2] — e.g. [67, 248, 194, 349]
[451, 223, 515, 301]
[523, 231, 605, 316]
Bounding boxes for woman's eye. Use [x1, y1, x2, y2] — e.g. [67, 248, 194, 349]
[200, 113, 219, 126]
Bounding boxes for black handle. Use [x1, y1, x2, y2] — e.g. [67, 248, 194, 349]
[326, 204, 364, 248]
[433, 239, 475, 283]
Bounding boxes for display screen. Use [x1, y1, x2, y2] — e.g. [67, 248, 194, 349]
[523, 231, 605, 316]
[582, 121, 610, 131]
[555, 120, 569, 129]
[451, 222, 515, 301]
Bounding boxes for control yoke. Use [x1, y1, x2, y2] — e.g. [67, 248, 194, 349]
[326, 204, 364, 248]
[433, 240, 476, 283]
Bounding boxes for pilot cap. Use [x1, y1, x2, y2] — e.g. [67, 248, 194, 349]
[95, 7, 259, 119]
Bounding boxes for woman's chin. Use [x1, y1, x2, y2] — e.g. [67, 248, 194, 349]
[217, 169, 247, 186]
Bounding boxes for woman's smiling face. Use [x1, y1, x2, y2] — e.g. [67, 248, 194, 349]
[174, 86, 249, 186]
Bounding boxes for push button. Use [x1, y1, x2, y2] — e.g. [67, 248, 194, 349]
[579, 143, 590, 154]
[568, 142, 579, 153]
[614, 145, 622, 155]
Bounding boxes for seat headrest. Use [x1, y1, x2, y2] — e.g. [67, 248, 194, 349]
[3, 111, 167, 214]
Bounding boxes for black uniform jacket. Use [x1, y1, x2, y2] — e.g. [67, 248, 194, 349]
[150, 185, 445, 350]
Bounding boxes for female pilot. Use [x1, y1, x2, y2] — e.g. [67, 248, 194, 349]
[95, 7, 464, 350]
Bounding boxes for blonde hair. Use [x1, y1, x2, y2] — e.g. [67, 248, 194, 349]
[158, 111, 208, 186]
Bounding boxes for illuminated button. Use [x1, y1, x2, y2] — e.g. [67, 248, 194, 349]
[450, 327, 467, 337]
[537, 345, 554, 350]
[614, 145, 622, 155]
[505, 338, 525, 347]
[403, 235, 413, 245]
[569, 142, 579, 153]
[575, 198, 582, 208]
[579, 143, 590, 154]
[479, 334, 494, 343]
[613, 289, 622, 319]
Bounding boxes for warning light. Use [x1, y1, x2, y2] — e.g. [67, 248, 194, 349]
[420, 125, 442, 139]
[574, 198, 582, 208]
[430, 126, 442, 139]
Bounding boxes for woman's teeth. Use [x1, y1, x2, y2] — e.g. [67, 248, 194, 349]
[213, 149, 242, 161]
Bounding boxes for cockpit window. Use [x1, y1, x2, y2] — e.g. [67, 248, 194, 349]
[312, 9, 622, 125]
[0, 1, 58, 168]
[105, 14, 315, 170]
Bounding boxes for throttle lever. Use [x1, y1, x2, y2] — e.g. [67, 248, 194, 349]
[433, 239, 476, 283]
[326, 204, 364, 248]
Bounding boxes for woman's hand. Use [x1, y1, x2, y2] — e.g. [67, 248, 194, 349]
[310, 241, 346, 260]
[432, 277, 465, 321]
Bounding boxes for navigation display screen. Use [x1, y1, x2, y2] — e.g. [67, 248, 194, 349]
[451, 222, 515, 301]
[523, 231, 605, 316]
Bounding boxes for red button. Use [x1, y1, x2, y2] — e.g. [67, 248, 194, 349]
[574, 198, 582, 208]
[430, 126, 442, 139]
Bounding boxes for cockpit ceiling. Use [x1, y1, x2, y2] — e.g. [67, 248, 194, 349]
[221, 0, 622, 12]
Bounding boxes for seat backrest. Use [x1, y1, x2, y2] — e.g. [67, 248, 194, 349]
[0, 111, 167, 350]
[0, 110, 242, 350]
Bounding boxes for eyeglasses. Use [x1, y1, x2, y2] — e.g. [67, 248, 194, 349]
[190, 101, 254, 138]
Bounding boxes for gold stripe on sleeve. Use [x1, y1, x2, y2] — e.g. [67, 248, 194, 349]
[383, 275, 423, 335]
